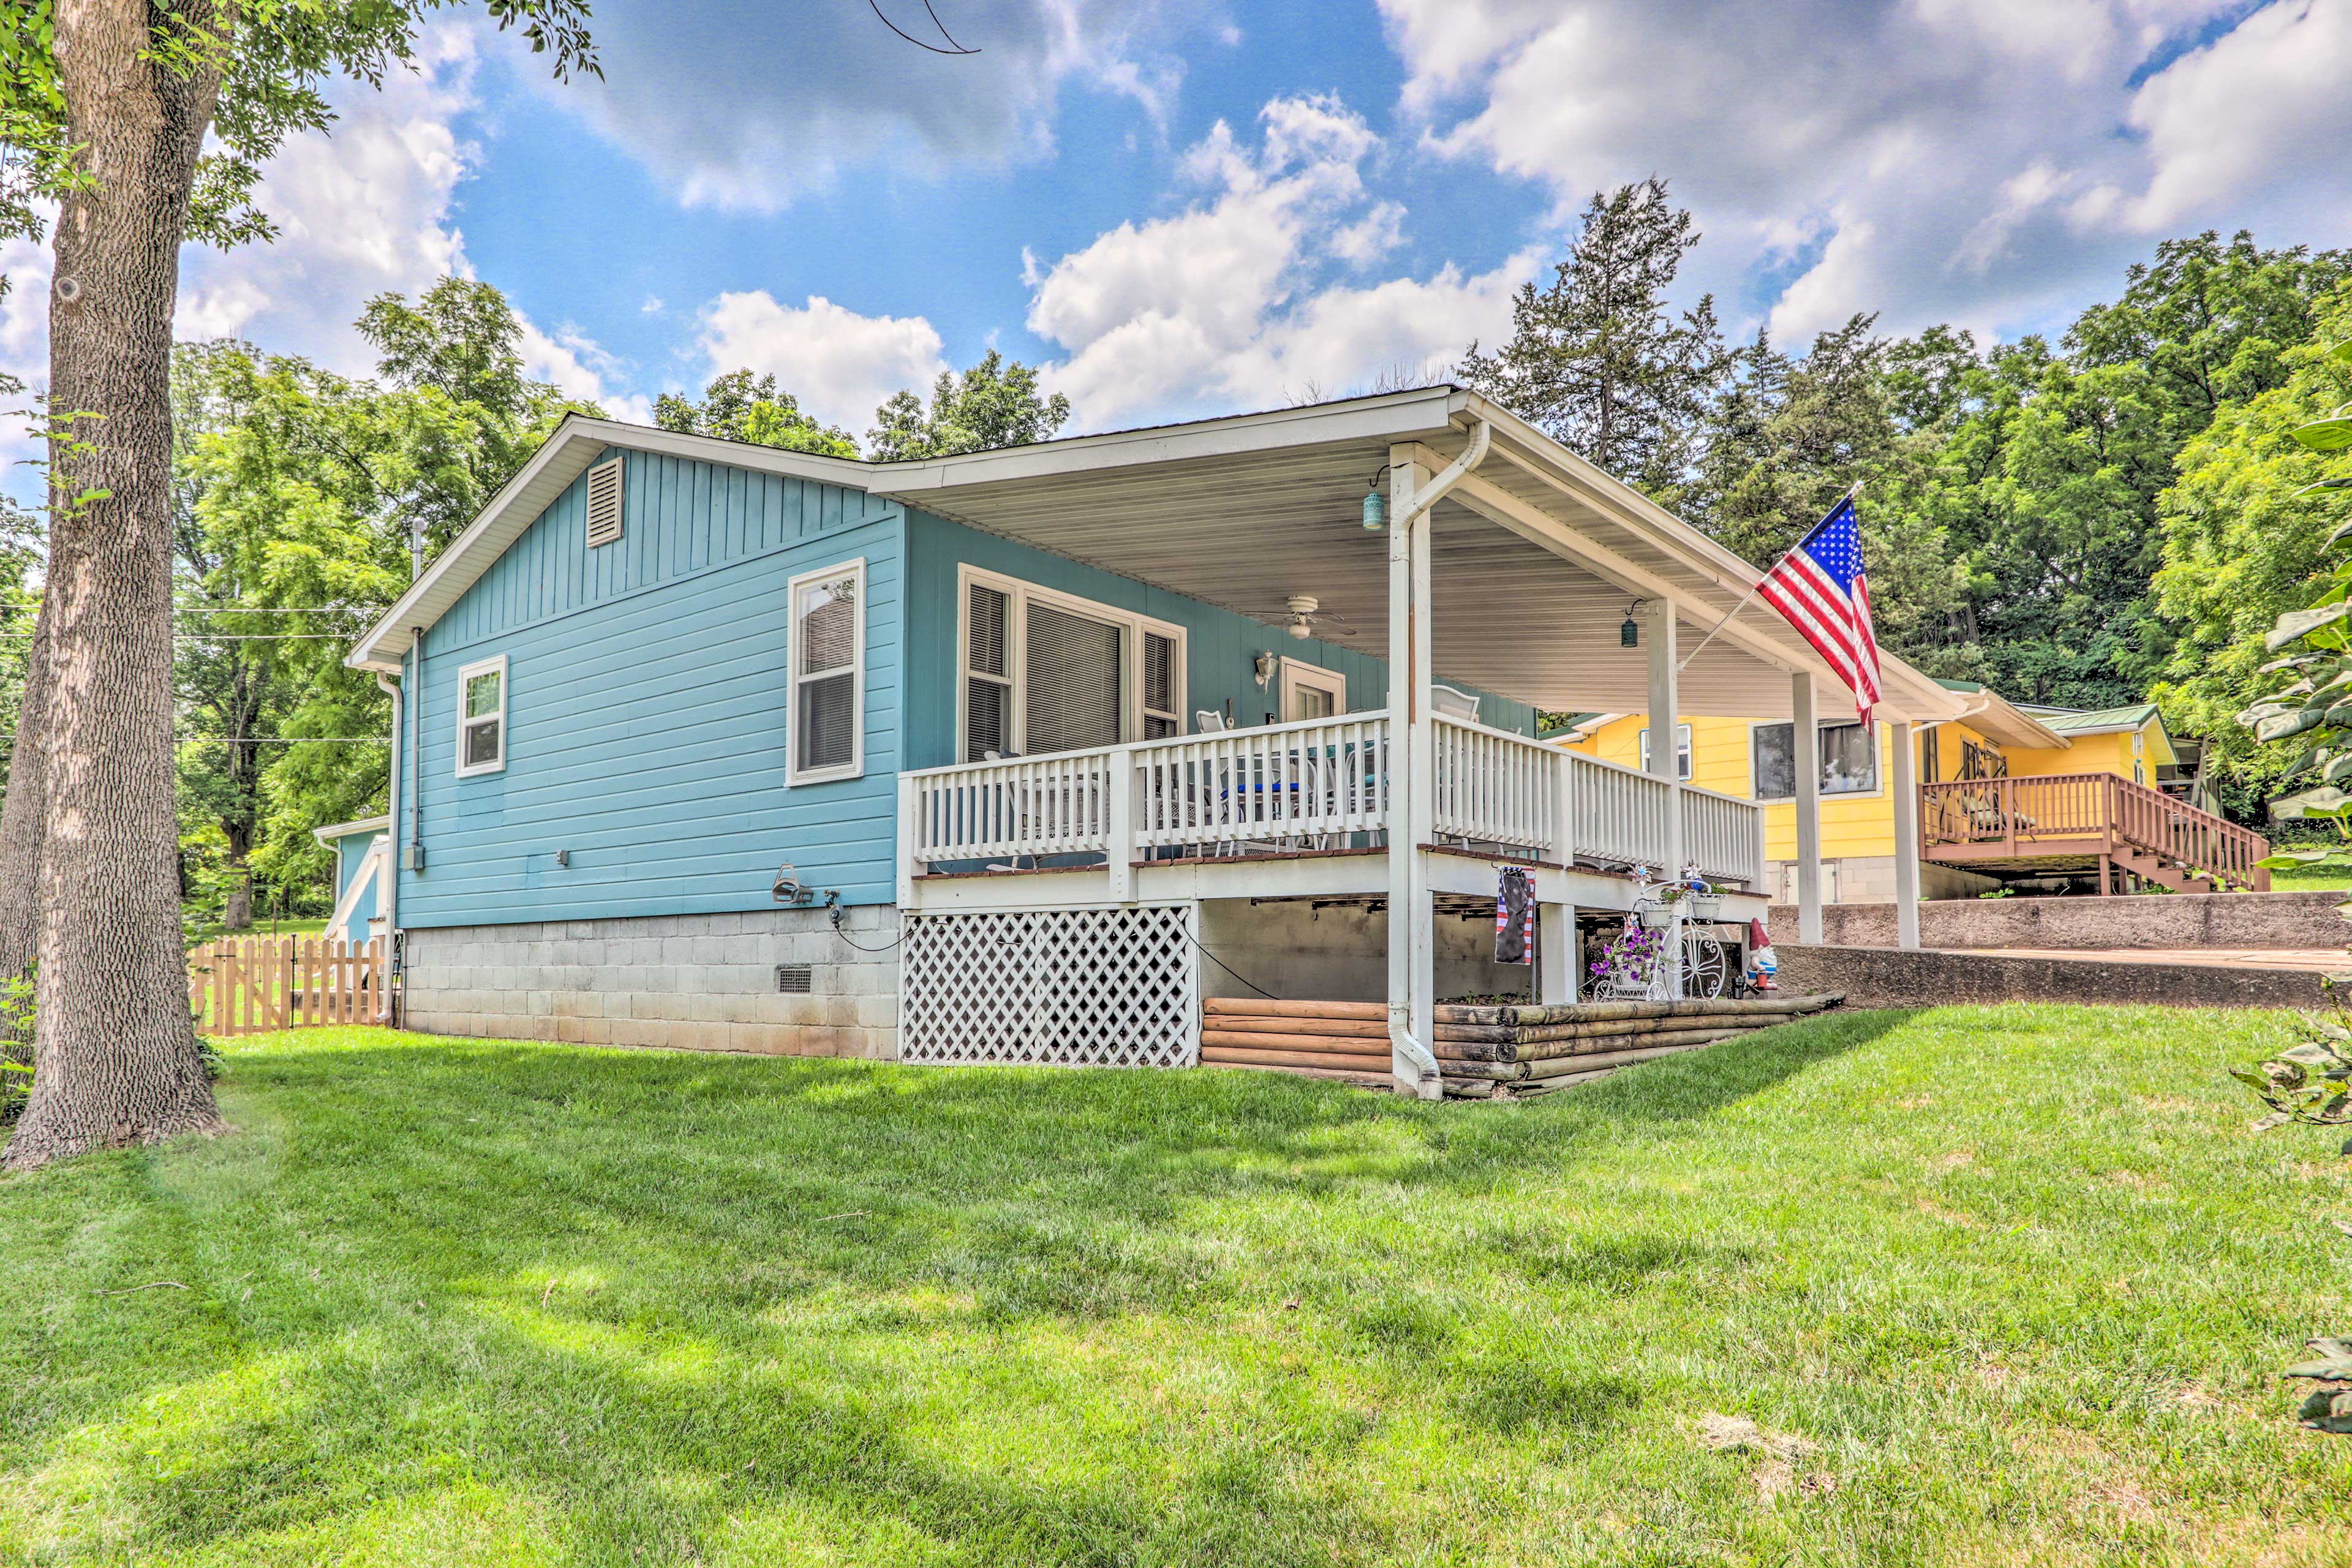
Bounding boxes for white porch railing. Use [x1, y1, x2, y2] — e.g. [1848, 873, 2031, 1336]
[1433, 714, 1555, 851]
[1134, 712, 1389, 853]
[900, 700, 1768, 891]
[1681, 781, 1768, 888]
[1565, 750, 1674, 869]
[907, 748, 1115, 865]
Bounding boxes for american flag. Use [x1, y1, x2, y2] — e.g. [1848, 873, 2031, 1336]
[1755, 493, 1882, 725]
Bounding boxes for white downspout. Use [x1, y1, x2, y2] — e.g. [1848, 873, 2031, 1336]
[375, 671, 402, 1021]
[1387, 421, 1491, 1096]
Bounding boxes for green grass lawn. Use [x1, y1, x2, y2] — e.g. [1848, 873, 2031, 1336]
[2260, 865, 2352, 894]
[7, 1008, 2352, 1566]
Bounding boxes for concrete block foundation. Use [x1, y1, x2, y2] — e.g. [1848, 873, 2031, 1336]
[401, 906, 903, 1060]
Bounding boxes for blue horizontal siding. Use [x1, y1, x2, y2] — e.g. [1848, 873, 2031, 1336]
[901, 509, 1536, 769]
[398, 443, 904, 929]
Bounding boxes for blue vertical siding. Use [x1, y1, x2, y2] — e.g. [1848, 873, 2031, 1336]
[900, 510, 1536, 769]
[396, 445, 905, 928]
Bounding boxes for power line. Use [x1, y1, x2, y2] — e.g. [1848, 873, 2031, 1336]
[0, 735, 390, 745]
[0, 631, 352, 640]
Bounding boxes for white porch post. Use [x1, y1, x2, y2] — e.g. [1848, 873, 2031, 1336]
[895, 773, 921, 910]
[1386, 451, 1440, 1098]
[1539, 903, 1577, 1004]
[1792, 671, 1824, 945]
[1645, 598, 1684, 881]
[1890, 719, 1921, 950]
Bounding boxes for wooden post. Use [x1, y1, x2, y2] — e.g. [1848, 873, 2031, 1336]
[1386, 448, 1439, 1099]
[1792, 671, 1823, 946]
[1539, 902, 1576, 1004]
[2002, 775, 2018, 859]
[1107, 747, 1137, 903]
[896, 772, 922, 910]
[1890, 720, 1920, 951]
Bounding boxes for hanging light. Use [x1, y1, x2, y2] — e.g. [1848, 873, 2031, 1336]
[1361, 464, 1391, 531]
[1621, 599, 1643, 648]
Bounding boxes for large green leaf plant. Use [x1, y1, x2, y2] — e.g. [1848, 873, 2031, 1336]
[2232, 331, 2352, 1431]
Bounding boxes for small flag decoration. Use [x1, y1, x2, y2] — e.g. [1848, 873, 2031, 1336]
[1755, 493, 1883, 725]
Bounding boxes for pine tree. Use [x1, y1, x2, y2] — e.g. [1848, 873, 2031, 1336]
[1456, 178, 1725, 494]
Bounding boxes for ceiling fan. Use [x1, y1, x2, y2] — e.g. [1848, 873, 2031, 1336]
[1250, 594, 1355, 641]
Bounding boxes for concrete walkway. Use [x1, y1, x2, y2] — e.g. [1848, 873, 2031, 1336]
[1961, 946, 2346, 974]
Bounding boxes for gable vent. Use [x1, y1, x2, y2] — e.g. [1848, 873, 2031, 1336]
[775, 963, 814, 994]
[584, 456, 624, 548]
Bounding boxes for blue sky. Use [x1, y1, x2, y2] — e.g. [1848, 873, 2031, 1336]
[5, 0, 2348, 457]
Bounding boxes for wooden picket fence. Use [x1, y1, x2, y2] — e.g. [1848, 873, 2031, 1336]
[190, 936, 387, 1036]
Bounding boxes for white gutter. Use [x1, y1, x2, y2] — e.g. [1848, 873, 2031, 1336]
[1393, 418, 1491, 535]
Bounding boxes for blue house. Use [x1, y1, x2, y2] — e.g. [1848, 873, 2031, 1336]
[314, 815, 390, 947]
[345, 387, 1970, 1090]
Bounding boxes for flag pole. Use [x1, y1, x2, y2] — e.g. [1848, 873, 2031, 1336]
[1676, 480, 1862, 674]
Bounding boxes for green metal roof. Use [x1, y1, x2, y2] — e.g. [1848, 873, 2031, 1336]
[2027, 703, 2160, 734]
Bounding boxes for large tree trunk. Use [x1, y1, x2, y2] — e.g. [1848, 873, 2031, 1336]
[0, 602, 56, 990]
[2, 1, 228, 1170]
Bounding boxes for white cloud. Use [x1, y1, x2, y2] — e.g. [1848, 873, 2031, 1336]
[1025, 93, 1533, 428]
[529, 0, 1200, 212]
[2103, 0, 2352, 232]
[691, 291, 951, 432]
[1379, 0, 2343, 344]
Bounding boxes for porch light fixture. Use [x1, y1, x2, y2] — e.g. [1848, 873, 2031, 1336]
[1254, 651, 1277, 689]
[1621, 599, 1644, 649]
[1361, 464, 1392, 531]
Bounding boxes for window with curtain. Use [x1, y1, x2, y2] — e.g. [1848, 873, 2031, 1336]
[1144, 631, 1179, 739]
[1752, 720, 1876, 800]
[790, 561, 863, 782]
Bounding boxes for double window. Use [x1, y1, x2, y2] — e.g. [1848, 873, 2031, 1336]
[790, 559, 865, 785]
[1752, 720, 1877, 801]
[455, 655, 507, 777]
[960, 566, 1185, 760]
[1638, 721, 1694, 780]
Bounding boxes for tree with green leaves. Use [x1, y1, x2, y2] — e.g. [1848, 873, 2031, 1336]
[868, 350, 1070, 462]
[0, 1, 598, 1172]
[1457, 177, 1726, 496]
[655, 369, 859, 458]
[2163, 286, 2352, 817]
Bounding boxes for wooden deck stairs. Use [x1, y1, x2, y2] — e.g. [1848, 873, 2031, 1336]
[1200, 994, 1846, 1099]
[1921, 772, 2269, 894]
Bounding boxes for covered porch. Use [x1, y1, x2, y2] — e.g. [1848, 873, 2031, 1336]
[876, 387, 1972, 1094]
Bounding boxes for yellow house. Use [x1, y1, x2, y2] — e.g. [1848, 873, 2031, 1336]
[1554, 685, 2242, 901]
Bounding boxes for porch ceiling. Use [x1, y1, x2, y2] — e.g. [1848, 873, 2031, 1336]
[873, 388, 1964, 725]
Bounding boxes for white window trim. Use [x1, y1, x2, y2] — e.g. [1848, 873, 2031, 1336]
[788, 556, 866, 786]
[454, 654, 508, 778]
[1638, 720, 1694, 781]
[955, 564, 1188, 761]
[1747, 718, 1885, 804]
[1278, 657, 1346, 723]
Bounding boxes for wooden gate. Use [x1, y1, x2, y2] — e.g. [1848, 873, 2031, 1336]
[190, 937, 387, 1036]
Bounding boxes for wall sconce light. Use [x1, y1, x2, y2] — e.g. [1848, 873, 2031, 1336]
[1254, 651, 1277, 690]
[1621, 599, 1644, 649]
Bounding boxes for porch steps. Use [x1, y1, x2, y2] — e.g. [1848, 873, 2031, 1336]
[1199, 994, 1845, 1098]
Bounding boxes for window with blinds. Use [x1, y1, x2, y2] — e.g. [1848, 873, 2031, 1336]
[965, 582, 1011, 758]
[957, 569, 1186, 761]
[1025, 603, 1123, 753]
[1144, 631, 1178, 739]
[790, 559, 864, 783]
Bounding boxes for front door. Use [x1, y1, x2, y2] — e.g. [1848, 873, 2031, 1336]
[1280, 659, 1346, 723]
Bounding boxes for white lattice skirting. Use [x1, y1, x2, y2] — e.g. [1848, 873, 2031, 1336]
[901, 905, 1200, 1068]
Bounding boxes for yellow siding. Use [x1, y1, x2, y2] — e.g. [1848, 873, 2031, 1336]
[1557, 712, 2166, 861]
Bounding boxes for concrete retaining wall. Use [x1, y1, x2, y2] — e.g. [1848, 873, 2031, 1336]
[1774, 943, 2327, 1010]
[1768, 888, 2351, 952]
[401, 906, 902, 1059]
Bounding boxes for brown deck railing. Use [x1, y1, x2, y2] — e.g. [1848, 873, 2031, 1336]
[1920, 771, 2270, 892]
